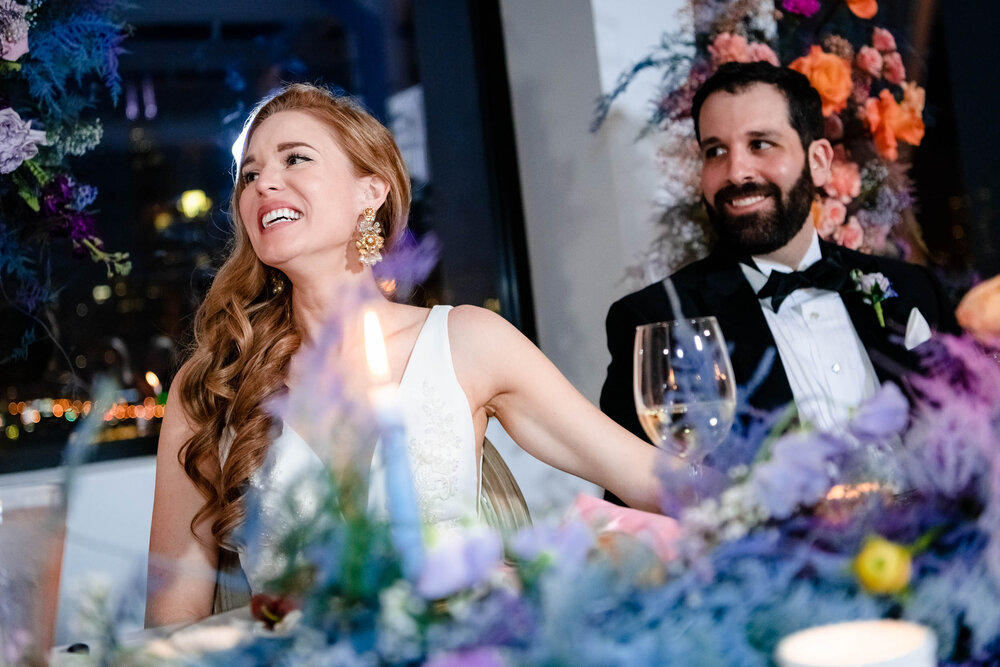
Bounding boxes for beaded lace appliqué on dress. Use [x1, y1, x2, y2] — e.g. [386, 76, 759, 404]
[408, 381, 464, 524]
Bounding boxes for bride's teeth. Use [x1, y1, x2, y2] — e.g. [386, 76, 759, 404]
[262, 208, 302, 228]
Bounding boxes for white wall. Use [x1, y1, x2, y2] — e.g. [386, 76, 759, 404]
[499, 0, 682, 401]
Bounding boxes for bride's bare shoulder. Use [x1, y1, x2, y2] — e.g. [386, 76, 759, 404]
[447, 304, 519, 342]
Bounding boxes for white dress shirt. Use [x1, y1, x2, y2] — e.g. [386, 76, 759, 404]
[739, 232, 880, 432]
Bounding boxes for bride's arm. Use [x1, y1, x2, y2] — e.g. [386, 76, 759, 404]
[145, 363, 218, 627]
[449, 306, 661, 512]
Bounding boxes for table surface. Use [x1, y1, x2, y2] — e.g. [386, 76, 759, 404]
[51, 606, 254, 663]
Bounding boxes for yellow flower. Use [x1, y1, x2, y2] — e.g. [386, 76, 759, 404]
[854, 536, 912, 594]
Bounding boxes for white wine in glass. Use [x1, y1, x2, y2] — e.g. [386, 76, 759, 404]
[633, 317, 737, 464]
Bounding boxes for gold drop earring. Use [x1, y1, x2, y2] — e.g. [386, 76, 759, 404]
[355, 206, 385, 267]
[268, 270, 286, 296]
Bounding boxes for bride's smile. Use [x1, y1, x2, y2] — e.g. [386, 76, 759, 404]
[237, 109, 376, 274]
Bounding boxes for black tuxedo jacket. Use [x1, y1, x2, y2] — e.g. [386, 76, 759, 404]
[600, 241, 958, 502]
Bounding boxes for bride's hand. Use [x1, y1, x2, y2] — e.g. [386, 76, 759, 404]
[957, 274, 1000, 346]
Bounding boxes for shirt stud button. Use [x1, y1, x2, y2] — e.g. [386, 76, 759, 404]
[831, 363, 841, 373]
[810, 312, 820, 320]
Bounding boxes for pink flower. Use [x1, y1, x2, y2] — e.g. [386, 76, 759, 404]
[834, 216, 864, 250]
[813, 197, 847, 237]
[855, 46, 883, 77]
[781, 0, 822, 16]
[883, 51, 906, 84]
[747, 42, 780, 66]
[872, 27, 897, 53]
[708, 32, 749, 67]
[0, 1, 29, 62]
[573, 494, 680, 563]
[851, 73, 872, 104]
[825, 158, 862, 203]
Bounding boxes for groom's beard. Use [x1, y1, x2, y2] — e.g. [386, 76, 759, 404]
[704, 165, 815, 256]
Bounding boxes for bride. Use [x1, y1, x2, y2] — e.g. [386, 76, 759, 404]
[146, 83, 662, 626]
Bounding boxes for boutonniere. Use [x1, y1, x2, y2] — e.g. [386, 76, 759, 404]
[851, 269, 898, 328]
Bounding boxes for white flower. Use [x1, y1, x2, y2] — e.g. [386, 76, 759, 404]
[0, 107, 46, 174]
[858, 272, 891, 294]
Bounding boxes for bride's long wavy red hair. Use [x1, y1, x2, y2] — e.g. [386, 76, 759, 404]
[178, 83, 411, 547]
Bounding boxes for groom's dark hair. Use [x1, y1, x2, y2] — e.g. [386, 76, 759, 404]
[691, 61, 824, 150]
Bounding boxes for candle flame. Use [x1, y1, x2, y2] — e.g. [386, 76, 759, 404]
[364, 310, 391, 383]
[145, 371, 160, 388]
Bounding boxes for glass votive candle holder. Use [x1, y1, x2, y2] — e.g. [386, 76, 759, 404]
[0, 482, 66, 665]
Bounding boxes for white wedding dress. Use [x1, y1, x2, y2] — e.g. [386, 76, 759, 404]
[230, 305, 482, 592]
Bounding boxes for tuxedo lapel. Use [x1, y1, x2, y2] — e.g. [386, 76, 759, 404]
[690, 251, 795, 412]
[822, 242, 914, 383]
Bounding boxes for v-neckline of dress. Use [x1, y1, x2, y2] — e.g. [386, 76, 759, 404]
[281, 305, 441, 465]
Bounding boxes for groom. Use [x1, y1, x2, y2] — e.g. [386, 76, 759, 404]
[600, 62, 957, 494]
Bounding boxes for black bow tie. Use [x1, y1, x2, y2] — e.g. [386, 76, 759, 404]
[755, 255, 852, 312]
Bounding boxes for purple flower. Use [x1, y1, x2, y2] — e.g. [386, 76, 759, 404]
[781, 0, 821, 16]
[849, 382, 909, 441]
[416, 527, 503, 599]
[0, 108, 45, 173]
[903, 406, 988, 499]
[64, 210, 97, 242]
[426, 647, 505, 667]
[512, 520, 594, 571]
[751, 432, 846, 519]
[372, 230, 441, 295]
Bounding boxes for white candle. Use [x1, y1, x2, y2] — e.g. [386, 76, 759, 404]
[776, 619, 936, 667]
[363, 310, 424, 579]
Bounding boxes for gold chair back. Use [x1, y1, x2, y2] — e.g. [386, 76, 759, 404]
[479, 437, 532, 538]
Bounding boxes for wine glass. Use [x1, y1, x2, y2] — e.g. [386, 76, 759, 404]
[633, 317, 737, 472]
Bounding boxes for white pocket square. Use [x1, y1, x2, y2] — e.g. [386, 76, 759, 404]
[904, 307, 932, 350]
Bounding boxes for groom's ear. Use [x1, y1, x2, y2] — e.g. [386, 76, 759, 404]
[807, 138, 834, 188]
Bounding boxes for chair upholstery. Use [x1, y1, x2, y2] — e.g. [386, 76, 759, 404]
[211, 436, 532, 613]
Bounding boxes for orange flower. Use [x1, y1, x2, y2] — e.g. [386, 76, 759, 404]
[894, 83, 925, 146]
[846, 0, 878, 19]
[862, 87, 925, 161]
[789, 46, 852, 116]
[957, 274, 1000, 346]
[864, 91, 898, 160]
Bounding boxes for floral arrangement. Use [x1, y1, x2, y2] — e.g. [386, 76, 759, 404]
[594, 0, 928, 280]
[58, 331, 992, 665]
[0, 0, 130, 364]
